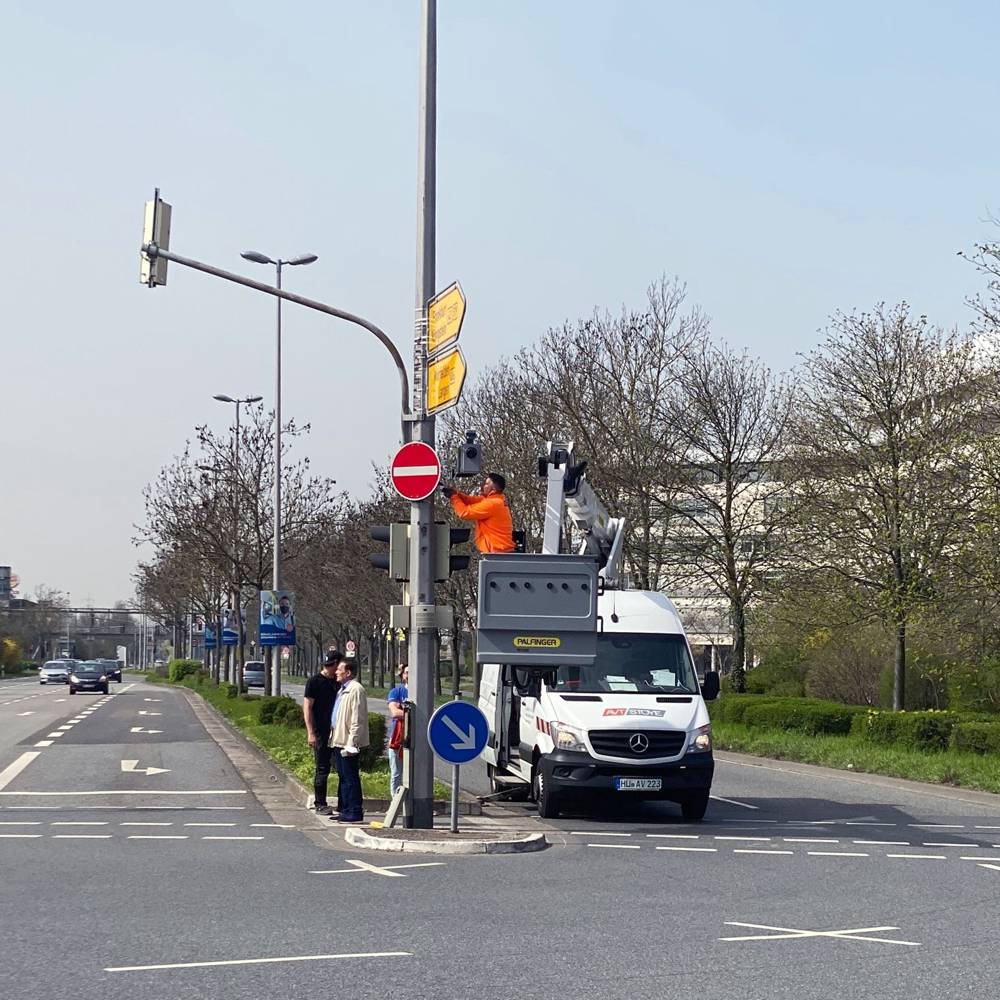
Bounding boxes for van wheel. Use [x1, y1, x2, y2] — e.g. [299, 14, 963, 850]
[680, 790, 710, 821]
[533, 765, 560, 819]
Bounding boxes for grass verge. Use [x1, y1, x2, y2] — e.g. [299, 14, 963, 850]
[157, 675, 449, 799]
[713, 721, 1000, 795]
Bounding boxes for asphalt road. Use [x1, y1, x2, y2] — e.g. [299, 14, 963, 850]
[2, 673, 1000, 1000]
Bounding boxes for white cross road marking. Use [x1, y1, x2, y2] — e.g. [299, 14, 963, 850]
[720, 922, 920, 946]
[105, 951, 412, 973]
[309, 861, 446, 876]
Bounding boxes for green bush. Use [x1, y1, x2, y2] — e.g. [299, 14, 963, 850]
[853, 710, 961, 751]
[947, 657, 1000, 715]
[224, 684, 238, 699]
[710, 694, 784, 724]
[741, 699, 863, 735]
[168, 658, 203, 683]
[745, 651, 807, 697]
[950, 722, 1000, 755]
[259, 696, 298, 725]
[359, 713, 387, 772]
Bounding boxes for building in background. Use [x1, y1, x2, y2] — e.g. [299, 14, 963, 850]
[0, 566, 11, 609]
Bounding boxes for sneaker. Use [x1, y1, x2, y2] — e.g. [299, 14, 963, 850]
[313, 804, 333, 816]
[337, 815, 363, 824]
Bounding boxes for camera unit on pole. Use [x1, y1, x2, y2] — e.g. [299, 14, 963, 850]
[454, 430, 482, 478]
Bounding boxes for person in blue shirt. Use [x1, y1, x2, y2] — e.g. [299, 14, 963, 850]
[386, 665, 409, 797]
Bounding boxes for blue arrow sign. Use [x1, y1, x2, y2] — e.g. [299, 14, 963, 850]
[427, 700, 489, 765]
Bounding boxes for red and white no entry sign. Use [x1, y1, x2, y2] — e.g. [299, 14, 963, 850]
[390, 441, 442, 501]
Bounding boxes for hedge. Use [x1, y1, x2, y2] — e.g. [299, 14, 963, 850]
[740, 700, 865, 735]
[851, 710, 961, 751]
[168, 658, 204, 683]
[950, 722, 1000, 755]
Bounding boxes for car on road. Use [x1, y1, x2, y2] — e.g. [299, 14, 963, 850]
[69, 661, 110, 695]
[242, 660, 266, 688]
[97, 658, 123, 682]
[39, 660, 74, 684]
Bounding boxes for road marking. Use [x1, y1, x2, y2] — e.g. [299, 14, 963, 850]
[184, 823, 234, 828]
[121, 822, 173, 827]
[202, 836, 264, 841]
[53, 834, 113, 839]
[853, 840, 909, 846]
[586, 843, 641, 850]
[979, 864, 1000, 872]
[16, 712, 35, 717]
[127, 835, 189, 840]
[720, 922, 920, 946]
[52, 821, 108, 827]
[886, 854, 946, 860]
[0, 833, 42, 838]
[0, 789, 246, 796]
[646, 834, 700, 839]
[961, 856, 1000, 862]
[710, 795, 758, 810]
[45, 732, 64, 738]
[121, 760, 170, 776]
[34, 741, 53, 747]
[137, 711, 162, 716]
[57, 725, 73, 731]
[0, 821, 41, 826]
[0, 752, 41, 792]
[975, 825, 1000, 830]
[910, 824, 963, 829]
[570, 831, 631, 837]
[784, 838, 840, 844]
[310, 863, 444, 875]
[808, 851, 869, 857]
[251, 823, 295, 829]
[734, 849, 794, 855]
[656, 845, 717, 853]
[715, 836, 771, 842]
[105, 950, 412, 973]
[844, 821, 897, 827]
[923, 842, 971, 848]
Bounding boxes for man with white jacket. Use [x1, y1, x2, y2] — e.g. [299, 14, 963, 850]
[330, 658, 369, 823]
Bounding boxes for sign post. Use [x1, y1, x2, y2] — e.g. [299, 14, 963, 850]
[427, 700, 489, 833]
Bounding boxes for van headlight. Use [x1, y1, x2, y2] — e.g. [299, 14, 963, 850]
[550, 722, 587, 752]
[687, 724, 712, 753]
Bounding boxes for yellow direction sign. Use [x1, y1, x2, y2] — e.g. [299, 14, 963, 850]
[426, 346, 467, 415]
[427, 281, 466, 357]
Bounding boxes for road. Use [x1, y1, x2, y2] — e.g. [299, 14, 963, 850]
[2, 673, 1000, 1000]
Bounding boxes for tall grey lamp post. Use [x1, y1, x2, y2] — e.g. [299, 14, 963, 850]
[240, 250, 318, 696]
[213, 393, 263, 691]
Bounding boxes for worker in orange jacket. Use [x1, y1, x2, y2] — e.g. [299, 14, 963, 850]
[442, 472, 516, 554]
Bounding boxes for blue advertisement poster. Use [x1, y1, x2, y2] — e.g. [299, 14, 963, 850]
[204, 625, 217, 650]
[260, 590, 295, 647]
[221, 607, 241, 646]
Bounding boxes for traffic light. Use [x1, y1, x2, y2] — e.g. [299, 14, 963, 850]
[435, 524, 471, 580]
[455, 429, 482, 477]
[369, 523, 410, 580]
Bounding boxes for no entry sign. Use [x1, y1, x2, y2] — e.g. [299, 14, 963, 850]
[390, 441, 442, 501]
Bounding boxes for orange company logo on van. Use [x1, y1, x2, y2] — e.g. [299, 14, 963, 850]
[602, 708, 627, 717]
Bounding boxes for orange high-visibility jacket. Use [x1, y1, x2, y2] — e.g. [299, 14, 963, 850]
[448, 492, 516, 553]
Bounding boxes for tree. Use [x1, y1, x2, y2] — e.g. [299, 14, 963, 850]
[663, 340, 795, 691]
[788, 303, 988, 710]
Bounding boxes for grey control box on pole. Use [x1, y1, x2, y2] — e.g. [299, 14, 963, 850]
[475, 553, 599, 666]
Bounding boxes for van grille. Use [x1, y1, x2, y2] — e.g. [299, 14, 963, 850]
[588, 729, 686, 758]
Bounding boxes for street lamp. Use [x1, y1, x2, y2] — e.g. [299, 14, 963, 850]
[213, 393, 262, 690]
[240, 249, 318, 697]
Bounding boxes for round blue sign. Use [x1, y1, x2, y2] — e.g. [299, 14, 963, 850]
[427, 700, 489, 765]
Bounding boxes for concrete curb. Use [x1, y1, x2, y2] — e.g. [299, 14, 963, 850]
[344, 826, 548, 855]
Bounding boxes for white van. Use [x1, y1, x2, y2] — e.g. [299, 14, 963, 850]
[479, 589, 718, 820]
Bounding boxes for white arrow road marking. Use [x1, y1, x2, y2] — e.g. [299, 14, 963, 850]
[121, 760, 171, 776]
[137, 711, 162, 716]
[720, 922, 920, 946]
[442, 716, 477, 750]
[130, 727, 163, 734]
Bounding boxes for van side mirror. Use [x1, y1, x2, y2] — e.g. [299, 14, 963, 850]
[701, 671, 720, 701]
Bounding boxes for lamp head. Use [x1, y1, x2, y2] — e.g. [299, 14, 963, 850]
[241, 251, 274, 265]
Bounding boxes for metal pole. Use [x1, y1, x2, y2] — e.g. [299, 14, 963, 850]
[407, 0, 438, 830]
[450, 763, 459, 833]
[234, 400, 244, 694]
[273, 262, 283, 697]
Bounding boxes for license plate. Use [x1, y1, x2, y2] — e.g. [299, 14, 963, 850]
[614, 777, 662, 792]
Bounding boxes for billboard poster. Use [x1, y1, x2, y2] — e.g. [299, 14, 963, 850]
[221, 607, 241, 646]
[260, 590, 295, 647]
[204, 625, 217, 650]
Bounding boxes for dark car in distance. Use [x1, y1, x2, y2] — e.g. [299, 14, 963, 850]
[97, 658, 123, 682]
[70, 661, 110, 695]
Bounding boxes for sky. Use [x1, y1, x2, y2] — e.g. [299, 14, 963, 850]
[2, 1, 998, 606]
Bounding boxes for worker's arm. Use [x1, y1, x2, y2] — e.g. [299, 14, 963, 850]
[449, 493, 501, 521]
[303, 696, 317, 747]
[388, 695, 405, 720]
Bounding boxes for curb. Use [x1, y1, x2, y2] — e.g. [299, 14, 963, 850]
[344, 826, 548, 855]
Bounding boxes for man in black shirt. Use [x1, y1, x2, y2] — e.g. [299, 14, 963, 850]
[303, 650, 341, 815]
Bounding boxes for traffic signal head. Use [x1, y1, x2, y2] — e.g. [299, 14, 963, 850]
[435, 523, 471, 580]
[455, 430, 482, 478]
[369, 523, 410, 581]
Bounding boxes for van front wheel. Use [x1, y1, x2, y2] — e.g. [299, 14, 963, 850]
[533, 766, 560, 819]
[680, 790, 710, 821]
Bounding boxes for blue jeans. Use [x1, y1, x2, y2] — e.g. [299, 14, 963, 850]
[335, 747, 363, 820]
[388, 747, 403, 796]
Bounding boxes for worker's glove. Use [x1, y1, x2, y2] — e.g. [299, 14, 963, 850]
[441, 485, 456, 498]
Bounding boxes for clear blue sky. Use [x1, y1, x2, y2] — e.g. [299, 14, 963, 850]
[2, 1, 997, 605]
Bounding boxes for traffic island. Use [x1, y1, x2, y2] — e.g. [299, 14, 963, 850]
[344, 825, 547, 855]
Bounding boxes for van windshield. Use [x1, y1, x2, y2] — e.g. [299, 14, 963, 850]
[551, 634, 699, 695]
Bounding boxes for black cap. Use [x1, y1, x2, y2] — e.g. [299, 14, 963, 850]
[323, 649, 341, 666]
